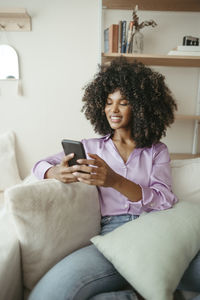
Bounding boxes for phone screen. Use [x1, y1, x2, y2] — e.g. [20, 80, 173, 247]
[61, 139, 86, 167]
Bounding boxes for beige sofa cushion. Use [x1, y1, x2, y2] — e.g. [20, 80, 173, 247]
[0, 208, 22, 300]
[0, 131, 21, 191]
[5, 179, 100, 291]
[0, 192, 4, 210]
[171, 157, 200, 202]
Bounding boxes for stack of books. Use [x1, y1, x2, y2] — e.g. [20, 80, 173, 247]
[104, 21, 134, 54]
[168, 45, 200, 56]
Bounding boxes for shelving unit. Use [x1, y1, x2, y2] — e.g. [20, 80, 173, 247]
[99, 0, 200, 159]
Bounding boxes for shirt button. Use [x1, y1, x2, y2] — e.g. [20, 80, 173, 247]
[150, 202, 154, 207]
[124, 203, 128, 208]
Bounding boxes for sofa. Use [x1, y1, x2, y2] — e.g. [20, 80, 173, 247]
[0, 131, 200, 300]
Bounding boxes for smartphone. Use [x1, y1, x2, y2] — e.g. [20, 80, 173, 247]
[61, 139, 86, 167]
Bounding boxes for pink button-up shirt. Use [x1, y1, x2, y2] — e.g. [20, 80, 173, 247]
[33, 134, 177, 216]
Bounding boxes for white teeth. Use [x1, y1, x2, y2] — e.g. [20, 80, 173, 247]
[111, 116, 121, 120]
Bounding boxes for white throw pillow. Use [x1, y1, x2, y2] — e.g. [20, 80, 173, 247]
[0, 131, 21, 191]
[5, 179, 101, 291]
[91, 200, 200, 300]
[171, 158, 200, 202]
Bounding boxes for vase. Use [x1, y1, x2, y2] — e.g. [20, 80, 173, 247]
[132, 30, 144, 53]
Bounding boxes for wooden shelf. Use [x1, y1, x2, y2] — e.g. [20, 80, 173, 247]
[170, 153, 200, 160]
[0, 8, 31, 31]
[102, 53, 200, 67]
[102, 0, 200, 11]
[175, 114, 200, 121]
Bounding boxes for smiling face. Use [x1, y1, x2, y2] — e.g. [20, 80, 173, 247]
[105, 89, 132, 131]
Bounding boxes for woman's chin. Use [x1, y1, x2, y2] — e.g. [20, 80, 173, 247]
[109, 120, 122, 128]
[109, 123, 120, 130]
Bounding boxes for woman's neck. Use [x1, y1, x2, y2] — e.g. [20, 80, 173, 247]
[111, 129, 136, 163]
[112, 129, 133, 144]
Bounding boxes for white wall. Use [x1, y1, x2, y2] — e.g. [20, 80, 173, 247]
[0, 2, 200, 178]
[0, 0, 100, 178]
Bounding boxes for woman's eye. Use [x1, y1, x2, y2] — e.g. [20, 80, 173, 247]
[106, 102, 112, 105]
[120, 102, 128, 106]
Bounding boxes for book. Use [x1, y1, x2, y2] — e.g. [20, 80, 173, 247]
[108, 24, 119, 53]
[118, 21, 122, 53]
[168, 50, 200, 56]
[176, 45, 200, 52]
[104, 28, 109, 53]
[126, 21, 134, 53]
[121, 20, 127, 53]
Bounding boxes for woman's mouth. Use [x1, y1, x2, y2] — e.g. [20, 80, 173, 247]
[110, 116, 122, 123]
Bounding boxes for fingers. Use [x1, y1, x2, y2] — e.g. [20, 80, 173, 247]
[61, 153, 74, 166]
[77, 178, 97, 185]
[58, 167, 78, 183]
[73, 173, 101, 186]
[57, 172, 78, 184]
[73, 172, 98, 180]
[47, 160, 81, 184]
[62, 176, 78, 184]
[88, 153, 104, 162]
[70, 164, 97, 174]
[58, 153, 107, 186]
[61, 153, 104, 168]
[72, 168, 106, 186]
[76, 158, 102, 167]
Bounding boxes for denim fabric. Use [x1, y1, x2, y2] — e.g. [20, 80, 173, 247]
[90, 290, 137, 300]
[28, 214, 200, 300]
[100, 214, 139, 236]
[178, 250, 200, 292]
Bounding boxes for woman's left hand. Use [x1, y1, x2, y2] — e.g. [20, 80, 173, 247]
[71, 153, 118, 187]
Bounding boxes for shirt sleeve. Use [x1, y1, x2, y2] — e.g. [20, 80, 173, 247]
[32, 151, 64, 180]
[140, 143, 178, 212]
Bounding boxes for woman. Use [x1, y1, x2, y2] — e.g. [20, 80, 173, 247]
[29, 58, 199, 300]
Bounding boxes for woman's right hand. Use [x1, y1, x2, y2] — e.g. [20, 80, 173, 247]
[44, 153, 78, 183]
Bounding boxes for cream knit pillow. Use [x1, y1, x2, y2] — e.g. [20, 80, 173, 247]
[6, 180, 100, 291]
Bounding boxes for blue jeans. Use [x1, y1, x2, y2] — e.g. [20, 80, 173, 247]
[28, 214, 200, 300]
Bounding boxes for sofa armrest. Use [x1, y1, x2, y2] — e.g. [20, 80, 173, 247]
[0, 208, 23, 300]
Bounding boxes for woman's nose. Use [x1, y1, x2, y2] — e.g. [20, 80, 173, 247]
[112, 104, 119, 112]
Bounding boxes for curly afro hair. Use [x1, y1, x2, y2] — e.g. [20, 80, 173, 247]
[82, 57, 177, 148]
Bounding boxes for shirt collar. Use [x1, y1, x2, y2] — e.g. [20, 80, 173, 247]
[100, 134, 112, 142]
